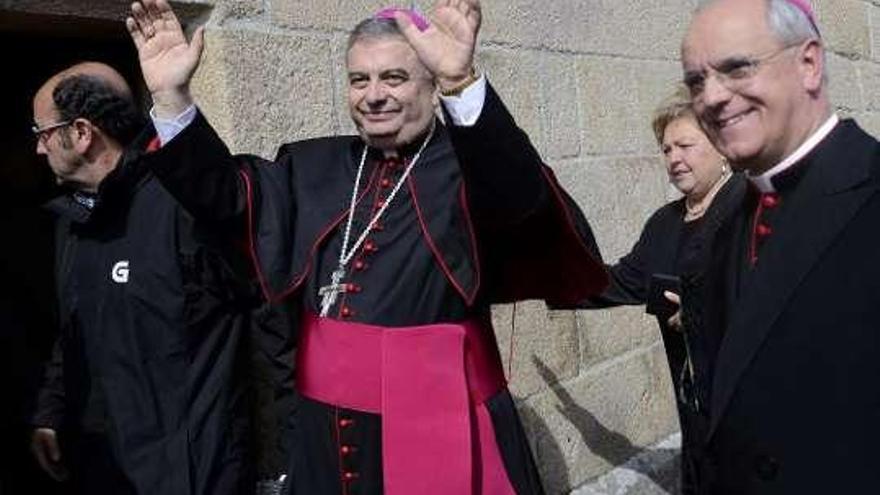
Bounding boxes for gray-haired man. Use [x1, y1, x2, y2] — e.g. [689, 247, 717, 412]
[126, 0, 608, 493]
[679, 0, 880, 492]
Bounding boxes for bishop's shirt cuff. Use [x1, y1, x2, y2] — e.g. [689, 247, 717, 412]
[439, 75, 487, 127]
[151, 104, 198, 146]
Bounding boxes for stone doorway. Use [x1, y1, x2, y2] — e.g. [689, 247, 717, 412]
[0, 6, 146, 495]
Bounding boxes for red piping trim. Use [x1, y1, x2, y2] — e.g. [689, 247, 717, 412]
[330, 163, 386, 315]
[750, 197, 766, 266]
[145, 136, 162, 153]
[507, 301, 517, 382]
[336, 291, 349, 319]
[457, 180, 482, 304]
[407, 176, 478, 306]
[334, 407, 349, 495]
[541, 166, 604, 269]
[276, 164, 379, 301]
[240, 169, 274, 301]
[265, 163, 381, 303]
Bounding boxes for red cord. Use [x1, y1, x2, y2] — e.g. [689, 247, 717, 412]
[506, 302, 517, 382]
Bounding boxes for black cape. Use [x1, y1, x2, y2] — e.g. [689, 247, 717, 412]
[145, 83, 607, 494]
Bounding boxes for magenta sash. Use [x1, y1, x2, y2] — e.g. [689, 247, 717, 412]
[296, 312, 516, 495]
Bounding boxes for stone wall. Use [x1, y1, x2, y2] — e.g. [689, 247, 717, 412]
[149, 0, 880, 492]
[5, 0, 880, 493]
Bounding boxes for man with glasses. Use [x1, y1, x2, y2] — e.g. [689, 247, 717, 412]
[678, 0, 880, 493]
[33, 121, 71, 141]
[28, 61, 258, 494]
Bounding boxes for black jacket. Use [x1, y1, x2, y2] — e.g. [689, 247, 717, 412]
[681, 120, 880, 494]
[33, 129, 257, 495]
[572, 174, 743, 393]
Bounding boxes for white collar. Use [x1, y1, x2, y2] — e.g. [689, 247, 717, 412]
[747, 114, 839, 193]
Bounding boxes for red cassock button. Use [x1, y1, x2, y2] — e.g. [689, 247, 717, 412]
[372, 222, 384, 232]
[375, 200, 386, 209]
[380, 178, 392, 188]
[342, 471, 360, 482]
[341, 306, 354, 318]
[340, 445, 357, 455]
[353, 259, 366, 271]
[339, 418, 354, 428]
[347, 283, 362, 293]
[756, 224, 773, 237]
[364, 240, 376, 253]
[761, 194, 780, 208]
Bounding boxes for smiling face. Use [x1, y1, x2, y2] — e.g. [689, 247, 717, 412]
[681, 0, 824, 173]
[347, 36, 438, 151]
[662, 116, 726, 199]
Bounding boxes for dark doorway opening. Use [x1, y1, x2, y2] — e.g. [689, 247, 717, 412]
[0, 12, 144, 495]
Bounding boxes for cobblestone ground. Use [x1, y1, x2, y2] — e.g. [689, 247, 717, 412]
[571, 434, 681, 495]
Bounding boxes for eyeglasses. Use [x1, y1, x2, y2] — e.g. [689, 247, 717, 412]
[683, 44, 801, 101]
[31, 120, 71, 142]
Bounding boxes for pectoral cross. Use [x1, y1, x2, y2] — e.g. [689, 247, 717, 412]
[318, 267, 346, 317]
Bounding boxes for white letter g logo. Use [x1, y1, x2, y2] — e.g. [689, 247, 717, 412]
[111, 260, 130, 284]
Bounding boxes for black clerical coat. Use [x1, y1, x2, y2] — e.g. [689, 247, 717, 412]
[32, 130, 256, 495]
[680, 120, 880, 494]
[144, 83, 606, 495]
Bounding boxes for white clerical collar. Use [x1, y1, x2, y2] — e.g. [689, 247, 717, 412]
[747, 114, 840, 193]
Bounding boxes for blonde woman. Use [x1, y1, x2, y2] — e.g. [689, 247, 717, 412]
[577, 87, 744, 494]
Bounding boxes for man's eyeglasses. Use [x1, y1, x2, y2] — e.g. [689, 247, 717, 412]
[31, 120, 71, 142]
[683, 44, 800, 101]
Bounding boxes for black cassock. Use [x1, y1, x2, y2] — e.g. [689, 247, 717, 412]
[146, 83, 607, 494]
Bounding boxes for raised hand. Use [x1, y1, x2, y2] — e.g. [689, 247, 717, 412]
[126, 0, 204, 116]
[394, 0, 481, 91]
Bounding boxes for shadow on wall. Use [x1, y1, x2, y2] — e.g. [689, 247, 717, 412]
[517, 397, 570, 494]
[522, 356, 679, 494]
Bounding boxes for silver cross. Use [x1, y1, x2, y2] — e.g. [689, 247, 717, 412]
[318, 267, 347, 317]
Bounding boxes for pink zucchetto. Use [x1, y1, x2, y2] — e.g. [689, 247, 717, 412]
[374, 7, 430, 31]
[785, 0, 820, 35]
